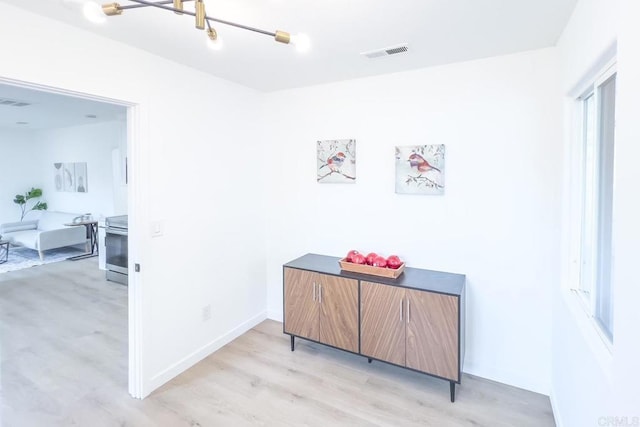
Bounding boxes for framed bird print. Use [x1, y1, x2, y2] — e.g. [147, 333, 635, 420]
[317, 139, 356, 183]
[395, 144, 445, 195]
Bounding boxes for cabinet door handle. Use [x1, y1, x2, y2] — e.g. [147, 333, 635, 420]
[319, 284, 322, 304]
[313, 283, 316, 301]
[400, 299, 403, 322]
[407, 299, 410, 324]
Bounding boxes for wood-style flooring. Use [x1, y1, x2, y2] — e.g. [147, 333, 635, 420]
[0, 258, 555, 426]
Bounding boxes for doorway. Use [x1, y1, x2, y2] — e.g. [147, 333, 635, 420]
[0, 76, 142, 398]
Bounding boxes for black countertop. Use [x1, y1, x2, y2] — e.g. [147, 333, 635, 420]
[284, 253, 465, 296]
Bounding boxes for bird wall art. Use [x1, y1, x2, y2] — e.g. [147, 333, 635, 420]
[395, 145, 445, 195]
[317, 139, 356, 183]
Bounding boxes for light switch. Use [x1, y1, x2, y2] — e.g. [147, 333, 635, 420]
[150, 220, 164, 237]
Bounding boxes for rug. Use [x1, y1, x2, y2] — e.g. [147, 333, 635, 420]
[0, 245, 87, 274]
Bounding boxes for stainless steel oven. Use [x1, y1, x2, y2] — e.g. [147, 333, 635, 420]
[105, 215, 128, 285]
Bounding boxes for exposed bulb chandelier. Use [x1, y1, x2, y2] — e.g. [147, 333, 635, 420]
[96, 0, 310, 52]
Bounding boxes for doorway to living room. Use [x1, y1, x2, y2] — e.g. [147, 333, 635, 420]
[0, 83, 128, 273]
[0, 77, 142, 399]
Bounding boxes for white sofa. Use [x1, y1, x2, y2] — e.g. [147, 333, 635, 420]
[0, 211, 87, 260]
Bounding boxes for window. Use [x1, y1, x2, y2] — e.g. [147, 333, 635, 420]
[574, 64, 616, 343]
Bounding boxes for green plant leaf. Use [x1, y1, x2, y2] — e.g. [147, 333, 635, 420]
[33, 202, 48, 211]
[26, 188, 42, 200]
[13, 195, 26, 205]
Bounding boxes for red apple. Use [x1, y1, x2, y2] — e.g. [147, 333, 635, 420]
[352, 253, 366, 265]
[365, 252, 378, 266]
[372, 255, 387, 268]
[346, 250, 360, 262]
[386, 255, 403, 269]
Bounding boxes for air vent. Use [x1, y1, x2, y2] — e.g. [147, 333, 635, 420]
[0, 98, 31, 107]
[361, 43, 409, 59]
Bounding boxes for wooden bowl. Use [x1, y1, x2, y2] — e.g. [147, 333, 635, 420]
[338, 258, 405, 279]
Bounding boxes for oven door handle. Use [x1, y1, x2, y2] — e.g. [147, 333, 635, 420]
[106, 228, 128, 236]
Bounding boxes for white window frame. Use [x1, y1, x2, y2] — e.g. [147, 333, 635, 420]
[569, 60, 616, 349]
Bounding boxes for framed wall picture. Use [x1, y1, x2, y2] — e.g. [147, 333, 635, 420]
[317, 139, 356, 183]
[62, 162, 75, 192]
[54, 163, 64, 192]
[54, 162, 88, 193]
[395, 144, 445, 195]
[75, 162, 88, 193]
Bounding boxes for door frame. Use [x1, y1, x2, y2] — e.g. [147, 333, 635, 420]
[0, 76, 145, 399]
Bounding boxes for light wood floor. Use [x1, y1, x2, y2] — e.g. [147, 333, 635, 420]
[1, 259, 555, 427]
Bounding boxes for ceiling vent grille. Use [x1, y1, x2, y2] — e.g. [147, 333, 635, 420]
[0, 98, 31, 107]
[361, 43, 409, 59]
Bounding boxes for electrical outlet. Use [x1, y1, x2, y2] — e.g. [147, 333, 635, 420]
[202, 304, 212, 321]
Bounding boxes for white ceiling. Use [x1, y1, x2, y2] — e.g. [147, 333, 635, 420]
[0, 83, 126, 130]
[2, 0, 577, 92]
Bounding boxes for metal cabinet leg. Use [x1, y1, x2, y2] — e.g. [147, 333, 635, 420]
[450, 382, 456, 402]
[290, 335, 295, 352]
[367, 358, 372, 363]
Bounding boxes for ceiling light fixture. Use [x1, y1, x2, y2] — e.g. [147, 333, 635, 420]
[83, 1, 108, 24]
[206, 27, 223, 51]
[98, 0, 309, 52]
[289, 33, 311, 53]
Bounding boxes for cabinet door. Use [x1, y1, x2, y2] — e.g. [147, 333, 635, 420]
[319, 274, 359, 352]
[284, 268, 319, 341]
[406, 289, 459, 381]
[360, 281, 406, 366]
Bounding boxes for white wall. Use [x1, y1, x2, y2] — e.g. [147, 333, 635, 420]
[0, 4, 266, 397]
[553, 0, 640, 425]
[0, 129, 42, 225]
[34, 121, 126, 219]
[611, 0, 640, 417]
[262, 48, 562, 394]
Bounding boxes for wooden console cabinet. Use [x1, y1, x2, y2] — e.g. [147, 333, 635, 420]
[283, 253, 466, 402]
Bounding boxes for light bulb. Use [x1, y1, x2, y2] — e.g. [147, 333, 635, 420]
[83, 1, 106, 24]
[207, 34, 224, 51]
[289, 33, 311, 53]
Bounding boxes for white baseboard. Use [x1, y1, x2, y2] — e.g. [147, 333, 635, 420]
[462, 361, 550, 396]
[145, 311, 268, 396]
[267, 310, 283, 322]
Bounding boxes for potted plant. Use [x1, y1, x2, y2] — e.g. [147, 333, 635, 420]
[14, 187, 48, 221]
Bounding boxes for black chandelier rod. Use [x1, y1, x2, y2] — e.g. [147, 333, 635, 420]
[124, 0, 276, 37]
